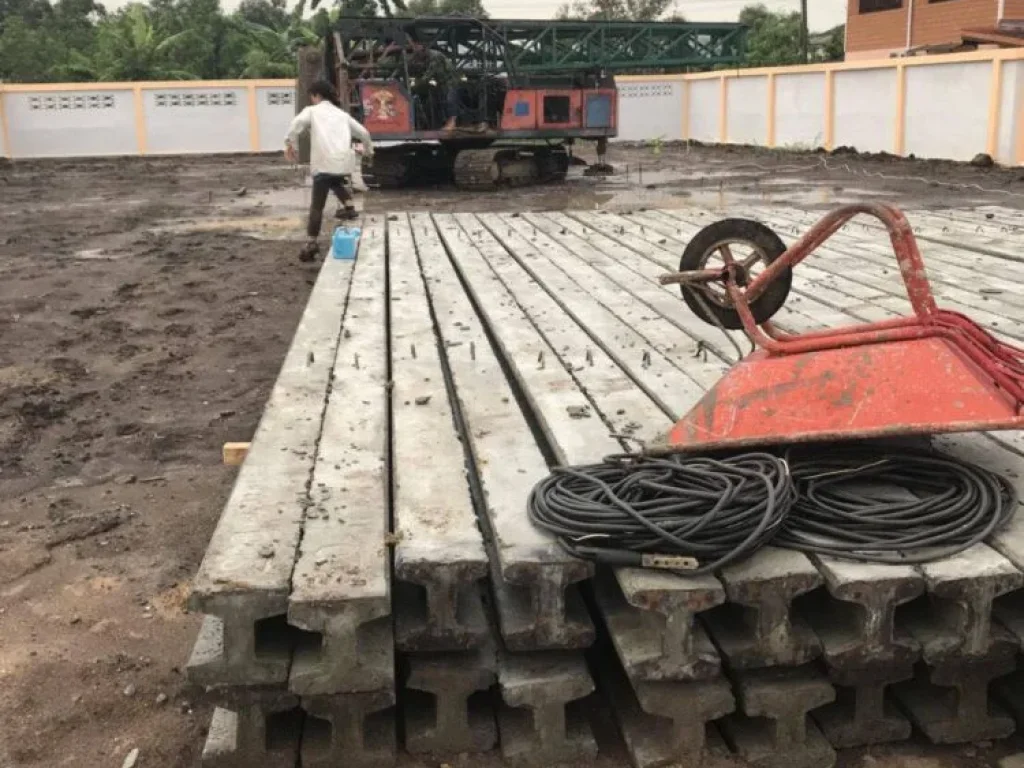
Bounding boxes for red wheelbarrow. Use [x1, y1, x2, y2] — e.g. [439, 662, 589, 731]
[659, 203, 1024, 452]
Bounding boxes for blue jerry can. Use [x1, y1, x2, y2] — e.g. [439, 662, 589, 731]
[331, 227, 361, 260]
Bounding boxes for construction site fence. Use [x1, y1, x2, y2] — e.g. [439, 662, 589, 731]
[1, 49, 1022, 165]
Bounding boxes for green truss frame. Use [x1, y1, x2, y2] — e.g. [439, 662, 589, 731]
[332, 17, 746, 75]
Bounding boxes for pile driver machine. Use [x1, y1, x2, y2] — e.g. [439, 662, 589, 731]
[312, 16, 746, 189]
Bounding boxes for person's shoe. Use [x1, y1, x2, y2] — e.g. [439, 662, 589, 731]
[335, 206, 360, 221]
[298, 241, 320, 262]
[475, 122, 489, 133]
[442, 117, 457, 132]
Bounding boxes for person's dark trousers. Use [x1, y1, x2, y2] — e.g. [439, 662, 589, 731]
[446, 86, 460, 122]
[307, 173, 354, 237]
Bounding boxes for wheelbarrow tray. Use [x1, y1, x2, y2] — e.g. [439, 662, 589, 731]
[669, 334, 1023, 452]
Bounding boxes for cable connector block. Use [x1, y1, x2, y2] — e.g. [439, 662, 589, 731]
[641, 554, 700, 571]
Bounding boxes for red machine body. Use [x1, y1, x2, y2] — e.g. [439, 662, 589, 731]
[355, 81, 617, 140]
[322, 16, 745, 188]
[358, 82, 413, 137]
[663, 204, 1024, 452]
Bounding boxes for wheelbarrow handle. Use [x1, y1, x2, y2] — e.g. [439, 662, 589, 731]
[658, 267, 728, 287]
[744, 202, 939, 318]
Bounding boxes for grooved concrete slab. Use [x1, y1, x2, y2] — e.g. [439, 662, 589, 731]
[200, 689, 300, 768]
[594, 566, 722, 682]
[403, 643, 498, 754]
[497, 650, 597, 767]
[805, 557, 923, 671]
[812, 664, 914, 748]
[287, 215, 393, 695]
[598, 642, 734, 768]
[703, 547, 822, 669]
[417, 212, 594, 650]
[185, 201, 1024, 766]
[189, 250, 354, 686]
[893, 632, 1018, 744]
[720, 665, 837, 768]
[437, 213, 732, 669]
[902, 545, 1023, 664]
[389, 214, 489, 652]
[301, 689, 396, 767]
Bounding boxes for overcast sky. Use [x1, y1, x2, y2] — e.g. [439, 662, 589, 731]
[499, 0, 849, 30]
[94, 0, 848, 31]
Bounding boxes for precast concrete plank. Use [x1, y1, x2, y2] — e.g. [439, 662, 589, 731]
[388, 214, 489, 652]
[188, 241, 355, 687]
[287, 215, 393, 695]
[414, 212, 593, 650]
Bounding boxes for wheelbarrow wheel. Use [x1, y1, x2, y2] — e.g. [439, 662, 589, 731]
[679, 218, 793, 331]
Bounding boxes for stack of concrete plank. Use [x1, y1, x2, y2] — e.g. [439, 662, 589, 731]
[185, 205, 1024, 768]
[187, 215, 398, 767]
[388, 218, 496, 757]
[412, 212, 601, 765]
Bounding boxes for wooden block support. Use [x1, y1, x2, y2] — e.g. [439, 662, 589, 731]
[223, 442, 251, 466]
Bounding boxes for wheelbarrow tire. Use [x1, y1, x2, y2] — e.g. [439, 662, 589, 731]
[679, 218, 793, 331]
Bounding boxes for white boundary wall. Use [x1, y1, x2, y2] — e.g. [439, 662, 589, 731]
[1, 49, 1022, 165]
[616, 49, 1024, 165]
[0, 80, 295, 159]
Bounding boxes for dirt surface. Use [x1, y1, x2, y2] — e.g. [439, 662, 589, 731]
[1, 145, 1023, 768]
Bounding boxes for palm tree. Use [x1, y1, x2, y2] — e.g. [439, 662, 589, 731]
[236, 0, 319, 78]
[53, 4, 196, 81]
[237, 21, 318, 77]
[311, 0, 407, 18]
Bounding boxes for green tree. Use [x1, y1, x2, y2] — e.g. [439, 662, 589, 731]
[237, 16, 319, 76]
[55, 4, 196, 80]
[311, 0, 406, 18]
[0, 0, 52, 32]
[0, 14, 56, 81]
[739, 3, 803, 68]
[335, 0, 379, 14]
[237, 0, 289, 29]
[150, 0, 236, 78]
[822, 24, 844, 61]
[555, 0, 672, 21]
[405, 0, 487, 17]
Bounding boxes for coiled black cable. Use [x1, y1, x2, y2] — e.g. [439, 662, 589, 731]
[527, 446, 1017, 571]
[775, 447, 1017, 564]
[527, 452, 794, 575]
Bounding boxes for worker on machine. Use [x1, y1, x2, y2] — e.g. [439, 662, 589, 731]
[409, 43, 461, 132]
[284, 79, 374, 262]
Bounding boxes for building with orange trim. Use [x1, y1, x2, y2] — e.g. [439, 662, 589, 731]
[846, 0, 1024, 60]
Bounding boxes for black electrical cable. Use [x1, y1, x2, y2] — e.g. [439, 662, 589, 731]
[527, 446, 1017, 571]
[775, 447, 1017, 564]
[527, 452, 794, 575]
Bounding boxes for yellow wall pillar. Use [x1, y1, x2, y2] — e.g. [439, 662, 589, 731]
[766, 73, 777, 148]
[248, 82, 261, 153]
[1016, 84, 1024, 165]
[133, 84, 147, 155]
[824, 69, 836, 151]
[986, 58, 1004, 158]
[894, 63, 907, 156]
[682, 79, 691, 141]
[719, 75, 729, 143]
[0, 87, 11, 159]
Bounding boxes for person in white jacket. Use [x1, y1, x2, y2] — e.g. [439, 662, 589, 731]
[285, 79, 375, 262]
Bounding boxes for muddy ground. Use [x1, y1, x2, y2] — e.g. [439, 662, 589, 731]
[1, 144, 1023, 768]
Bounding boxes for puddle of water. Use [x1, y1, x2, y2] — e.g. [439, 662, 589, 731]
[72, 248, 123, 260]
[220, 186, 309, 213]
[150, 215, 304, 241]
[573, 166, 891, 210]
